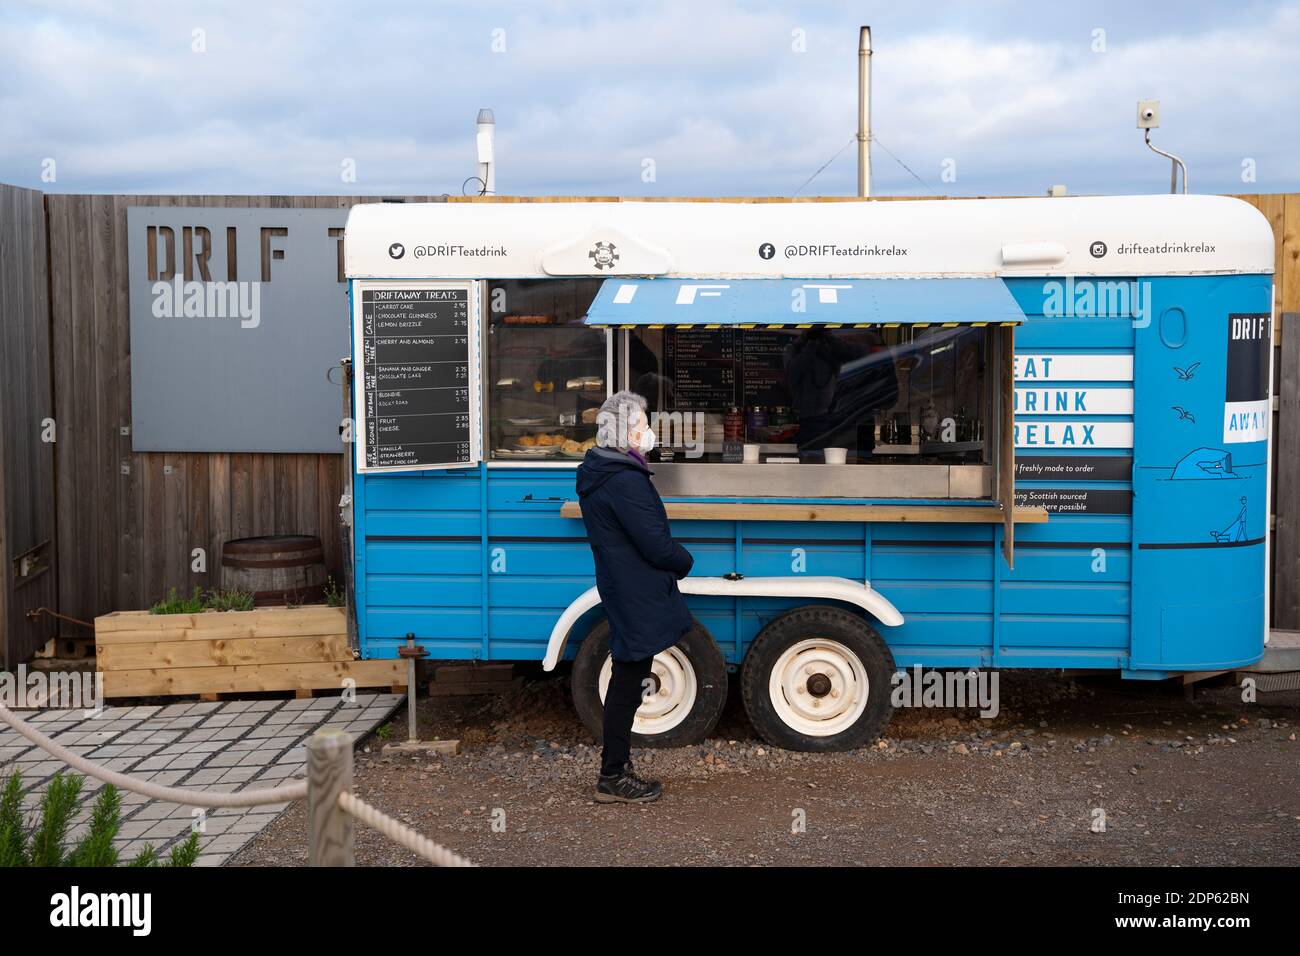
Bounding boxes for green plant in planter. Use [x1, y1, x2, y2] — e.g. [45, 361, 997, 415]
[206, 587, 255, 612]
[149, 585, 257, 614]
[0, 769, 199, 868]
[149, 586, 207, 615]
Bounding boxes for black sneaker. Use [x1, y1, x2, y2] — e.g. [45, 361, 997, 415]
[595, 763, 662, 804]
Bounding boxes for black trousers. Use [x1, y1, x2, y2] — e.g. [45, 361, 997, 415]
[601, 655, 654, 776]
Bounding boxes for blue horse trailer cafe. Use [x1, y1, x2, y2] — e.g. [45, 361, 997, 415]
[339, 195, 1275, 751]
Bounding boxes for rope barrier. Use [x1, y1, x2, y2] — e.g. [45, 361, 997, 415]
[0, 700, 475, 866]
[0, 702, 307, 807]
[337, 792, 476, 867]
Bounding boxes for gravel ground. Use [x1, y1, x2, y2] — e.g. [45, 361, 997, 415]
[232, 668, 1299, 867]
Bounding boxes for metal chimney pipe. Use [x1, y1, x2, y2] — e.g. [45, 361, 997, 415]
[475, 108, 496, 196]
[857, 26, 872, 198]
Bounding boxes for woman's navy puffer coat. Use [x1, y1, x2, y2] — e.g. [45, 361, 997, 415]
[575, 447, 694, 661]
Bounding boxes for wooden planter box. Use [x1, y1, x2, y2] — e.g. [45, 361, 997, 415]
[94, 606, 404, 699]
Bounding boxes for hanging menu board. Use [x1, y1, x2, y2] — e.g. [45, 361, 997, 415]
[664, 328, 738, 410]
[739, 331, 792, 406]
[353, 281, 481, 472]
[663, 327, 797, 410]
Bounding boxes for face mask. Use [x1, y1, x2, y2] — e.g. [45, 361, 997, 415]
[627, 415, 656, 453]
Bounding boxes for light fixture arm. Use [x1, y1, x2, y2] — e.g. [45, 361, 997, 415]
[1144, 129, 1187, 194]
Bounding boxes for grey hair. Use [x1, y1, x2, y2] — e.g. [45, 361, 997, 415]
[596, 390, 648, 448]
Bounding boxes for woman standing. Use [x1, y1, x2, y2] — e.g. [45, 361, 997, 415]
[575, 391, 695, 803]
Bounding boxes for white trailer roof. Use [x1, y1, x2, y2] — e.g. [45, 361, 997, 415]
[344, 194, 1274, 280]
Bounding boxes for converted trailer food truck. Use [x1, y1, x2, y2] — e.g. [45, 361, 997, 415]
[341, 195, 1274, 752]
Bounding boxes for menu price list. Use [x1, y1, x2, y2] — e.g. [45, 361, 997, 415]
[360, 288, 474, 469]
[665, 328, 737, 410]
[740, 333, 793, 407]
[664, 328, 793, 411]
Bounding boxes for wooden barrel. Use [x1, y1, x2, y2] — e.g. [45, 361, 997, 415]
[221, 535, 327, 606]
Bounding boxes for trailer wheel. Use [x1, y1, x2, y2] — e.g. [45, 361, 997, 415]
[741, 605, 895, 752]
[571, 619, 727, 748]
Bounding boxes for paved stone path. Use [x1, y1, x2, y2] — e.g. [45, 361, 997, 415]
[0, 694, 403, 866]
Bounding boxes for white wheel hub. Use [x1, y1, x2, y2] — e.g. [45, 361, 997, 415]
[598, 647, 698, 736]
[768, 638, 869, 737]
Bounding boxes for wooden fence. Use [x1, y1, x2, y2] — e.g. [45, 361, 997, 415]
[1233, 195, 1300, 629]
[3, 190, 1300, 659]
[43, 194, 447, 632]
[0, 184, 58, 668]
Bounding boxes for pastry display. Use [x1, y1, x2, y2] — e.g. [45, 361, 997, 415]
[518, 432, 566, 448]
[488, 287, 606, 463]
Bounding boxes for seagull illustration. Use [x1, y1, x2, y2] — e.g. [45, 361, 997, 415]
[1172, 405, 1196, 423]
[1173, 362, 1201, 380]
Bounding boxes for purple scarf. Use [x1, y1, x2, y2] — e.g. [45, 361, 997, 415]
[626, 447, 648, 468]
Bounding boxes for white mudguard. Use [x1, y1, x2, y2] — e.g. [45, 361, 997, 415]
[541, 575, 904, 671]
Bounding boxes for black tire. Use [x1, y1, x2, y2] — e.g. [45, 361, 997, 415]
[571, 619, 728, 748]
[741, 605, 895, 752]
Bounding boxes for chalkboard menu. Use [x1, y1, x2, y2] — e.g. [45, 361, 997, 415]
[740, 333, 792, 407]
[663, 327, 795, 410]
[664, 328, 738, 410]
[354, 282, 481, 472]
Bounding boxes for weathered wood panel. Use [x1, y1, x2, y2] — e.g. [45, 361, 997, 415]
[0, 183, 58, 668]
[1264, 194, 1295, 629]
[1274, 312, 1300, 628]
[44, 194, 446, 630]
[1237, 193, 1300, 629]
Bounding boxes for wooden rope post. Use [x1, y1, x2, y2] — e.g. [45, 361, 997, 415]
[307, 729, 354, 866]
[397, 634, 429, 743]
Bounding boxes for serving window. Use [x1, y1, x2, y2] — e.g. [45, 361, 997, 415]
[482, 276, 1033, 564]
[482, 277, 1023, 513]
[623, 324, 991, 467]
[485, 279, 608, 462]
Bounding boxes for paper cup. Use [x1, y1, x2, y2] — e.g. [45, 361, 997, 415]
[824, 447, 848, 465]
[742, 444, 761, 464]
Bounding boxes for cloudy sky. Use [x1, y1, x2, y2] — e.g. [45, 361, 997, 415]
[2, 0, 1298, 197]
